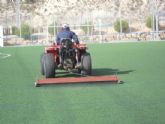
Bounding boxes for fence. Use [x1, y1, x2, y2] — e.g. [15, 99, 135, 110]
[1, 1, 165, 46]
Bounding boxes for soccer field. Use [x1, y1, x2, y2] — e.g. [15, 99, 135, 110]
[0, 42, 165, 124]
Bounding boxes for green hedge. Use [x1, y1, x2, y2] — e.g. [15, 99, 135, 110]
[48, 22, 58, 35]
[12, 23, 31, 40]
[80, 22, 94, 34]
[146, 16, 155, 29]
[12, 26, 20, 35]
[21, 23, 31, 40]
[146, 16, 152, 28]
[114, 18, 129, 32]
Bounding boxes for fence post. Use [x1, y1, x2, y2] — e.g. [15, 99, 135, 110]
[54, 16, 56, 37]
[0, 26, 3, 47]
[119, 8, 122, 40]
[47, 24, 49, 43]
[99, 19, 102, 43]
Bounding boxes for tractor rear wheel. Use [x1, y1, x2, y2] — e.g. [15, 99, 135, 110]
[40, 53, 45, 75]
[44, 53, 55, 78]
[81, 53, 92, 75]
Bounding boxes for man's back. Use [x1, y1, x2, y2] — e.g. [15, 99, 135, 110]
[56, 27, 79, 45]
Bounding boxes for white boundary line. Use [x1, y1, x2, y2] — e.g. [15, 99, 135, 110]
[0, 52, 11, 59]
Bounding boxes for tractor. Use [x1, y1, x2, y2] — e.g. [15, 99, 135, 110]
[40, 39, 92, 78]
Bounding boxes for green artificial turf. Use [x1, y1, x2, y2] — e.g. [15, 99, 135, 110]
[0, 42, 165, 124]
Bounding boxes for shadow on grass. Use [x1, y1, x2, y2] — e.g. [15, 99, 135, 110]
[38, 81, 118, 88]
[92, 68, 134, 76]
[55, 68, 134, 77]
[36, 68, 134, 88]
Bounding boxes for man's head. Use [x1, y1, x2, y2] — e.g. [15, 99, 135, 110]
[62, 24, 70, 30]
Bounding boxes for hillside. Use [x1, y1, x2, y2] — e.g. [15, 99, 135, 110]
[0, 0, 165, 29]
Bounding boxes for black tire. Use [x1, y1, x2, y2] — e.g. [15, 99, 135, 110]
[43, 53, 55, 78]
[78, 69, 81, 74]
[40, 53, 45, 75]
[81, 53, 92, 75]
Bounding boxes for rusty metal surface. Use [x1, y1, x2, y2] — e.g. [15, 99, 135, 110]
[36, 75, 119, 85]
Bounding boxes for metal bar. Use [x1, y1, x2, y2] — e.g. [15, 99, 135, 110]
[36, 75, 120, 86]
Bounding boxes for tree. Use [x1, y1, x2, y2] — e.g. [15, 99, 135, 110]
[80, 22, 94, 34]
[146, 16, 154, 29]
[24, 0, 36, 3]
[114, 18, 129, 32]
[48, 22, 58, 35]
[146, 16, 161, 30]
[12, 26, 20, 35]
[21, 22, 31, 40]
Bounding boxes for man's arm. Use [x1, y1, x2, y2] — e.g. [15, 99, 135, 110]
[56, 34, 60, 45]
[71, 32, 79, 44]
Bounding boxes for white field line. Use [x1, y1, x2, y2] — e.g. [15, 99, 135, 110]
[0, 52, 11, 59]
[1, 40, 165, 48]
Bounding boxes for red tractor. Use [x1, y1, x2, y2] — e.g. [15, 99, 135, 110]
[40, 39, 92, 78]
[35, 39, 119, 86]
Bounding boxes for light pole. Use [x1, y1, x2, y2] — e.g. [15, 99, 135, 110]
[154, 0, 159, 34]
[5, 3, 8, 41]
[150, 0, 159, 39]
[16, 0, 21, 38]
[98, 19, 102, 43]
[119, 7, 122, 34]
[118, 0, 124, 40]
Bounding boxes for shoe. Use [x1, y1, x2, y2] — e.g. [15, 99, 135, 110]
[75, 63, 81, 69]
[58, 64, 62, 68]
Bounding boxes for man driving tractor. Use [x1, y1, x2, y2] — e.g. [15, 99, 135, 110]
[55, 24, 79, 68]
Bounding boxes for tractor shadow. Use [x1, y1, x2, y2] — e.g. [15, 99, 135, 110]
[92, 68, 134, 76]
[53, 68, 134, 78]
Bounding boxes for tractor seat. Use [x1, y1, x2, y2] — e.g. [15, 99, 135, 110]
[61, 39, 73, 49]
